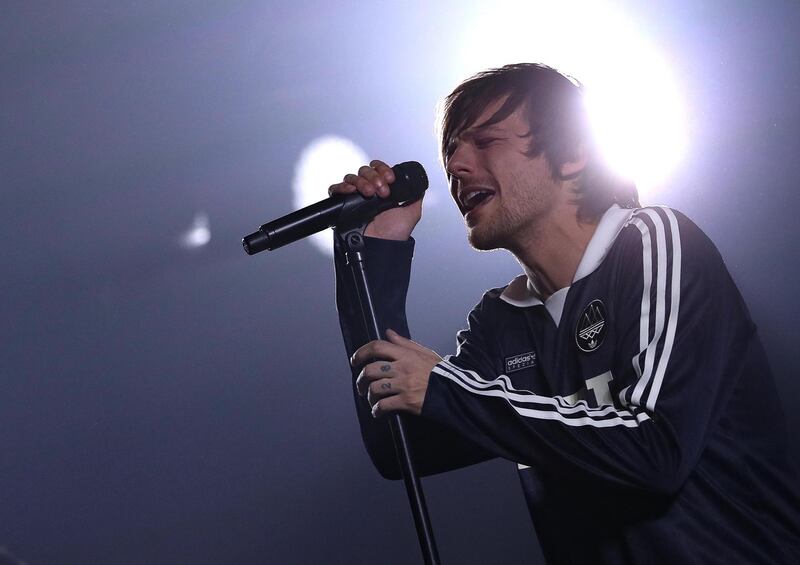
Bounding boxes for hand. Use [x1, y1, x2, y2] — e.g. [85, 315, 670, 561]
[328, 159, 423, 241]
[351, 329, 442, 417]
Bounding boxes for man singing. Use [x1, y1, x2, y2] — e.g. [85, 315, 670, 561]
[331, 63, 800, 563]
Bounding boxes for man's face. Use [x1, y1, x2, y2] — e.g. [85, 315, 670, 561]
[446, 97, 561, 252]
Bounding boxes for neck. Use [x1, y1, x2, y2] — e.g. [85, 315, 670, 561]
[509, 202, 599, 301]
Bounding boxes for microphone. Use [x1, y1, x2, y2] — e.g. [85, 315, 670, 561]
[242, 161, 428, 254]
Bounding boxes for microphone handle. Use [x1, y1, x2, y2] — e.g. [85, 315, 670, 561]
[243, 196, 342, 254]
[243, 193, 401, 253]
[256, 196, 345, 252]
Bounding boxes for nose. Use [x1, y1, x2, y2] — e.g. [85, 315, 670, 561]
[445, 141, 474, 181]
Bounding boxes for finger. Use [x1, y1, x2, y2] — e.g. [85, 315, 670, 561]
[342, 173, 378, 198]
[345, 173, 381, 199]
[351, 340, 404, 369]
[367, 377, 400, 406]
[355, 360, 396, 396]
[358, 165, 389, 197]
[372, 395, 405, 418]
[370, 160, 396, 185]
[328, 182, 358, 197]
[385, 329, 429, 352]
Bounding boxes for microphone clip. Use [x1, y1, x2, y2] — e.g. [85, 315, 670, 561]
[333, 221, 370, 266]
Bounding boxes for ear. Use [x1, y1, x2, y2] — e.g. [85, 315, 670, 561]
[559, 145, 588, 179]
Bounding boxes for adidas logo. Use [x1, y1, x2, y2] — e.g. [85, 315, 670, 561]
[576, 299, 607, 353]
[505, 351, 536, 373]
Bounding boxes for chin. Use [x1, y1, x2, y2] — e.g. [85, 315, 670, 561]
[467, 226, 505, 251]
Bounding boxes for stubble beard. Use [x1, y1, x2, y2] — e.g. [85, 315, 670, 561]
[466, 170, 556, 252]
[467, 206, 518, 251]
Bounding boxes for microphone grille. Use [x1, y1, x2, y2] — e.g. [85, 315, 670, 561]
[390, 161, 429, 202]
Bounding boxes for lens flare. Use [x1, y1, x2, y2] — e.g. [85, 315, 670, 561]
[455, 0, 688, 200]
[179, 212, 211, 249]
[293, 135, 369, 255]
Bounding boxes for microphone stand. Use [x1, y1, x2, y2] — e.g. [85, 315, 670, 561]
[335, 223, 440, 565]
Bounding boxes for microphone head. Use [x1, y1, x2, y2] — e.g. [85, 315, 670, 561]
[389, 161, 429, 203]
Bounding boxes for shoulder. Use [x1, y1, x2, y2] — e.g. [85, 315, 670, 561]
[623, 206, 711, 243]
[617, 206, 723, 266]
[611, 207, 742, 312]
[475, 284, 511, 313]
[460, 281, 522, 328]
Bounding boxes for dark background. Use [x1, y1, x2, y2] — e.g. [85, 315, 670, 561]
[1, 1, 798, 563]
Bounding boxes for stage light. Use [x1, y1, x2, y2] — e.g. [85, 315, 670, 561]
[179, 212, 211, 249]
[293, 135, 369, 256]
[455, 0, 688, 199]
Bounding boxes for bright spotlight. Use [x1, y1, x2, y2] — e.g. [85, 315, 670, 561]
[293, 135, 369, 256]
[179, 212, 211, 249]
[455, 0, 688, 200]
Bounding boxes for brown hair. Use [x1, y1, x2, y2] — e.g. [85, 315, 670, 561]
[440, 63, 639, 221]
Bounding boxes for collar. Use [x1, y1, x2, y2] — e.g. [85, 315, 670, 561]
[499, 204, 635, 309]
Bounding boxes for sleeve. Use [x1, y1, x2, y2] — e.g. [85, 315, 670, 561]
[421, 207, 755, 494]
[334, 233, 494, 480]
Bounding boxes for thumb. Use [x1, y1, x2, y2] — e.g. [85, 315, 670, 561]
[385, 328, 426, 351]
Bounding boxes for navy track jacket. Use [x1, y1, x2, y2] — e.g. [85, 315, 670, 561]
[335, 205, 800, 564]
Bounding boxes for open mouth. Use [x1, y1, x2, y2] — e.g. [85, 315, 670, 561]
[461, 189, 495, 216]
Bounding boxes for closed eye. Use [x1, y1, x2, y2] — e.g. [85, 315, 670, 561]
[474, 137, 501, 148]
